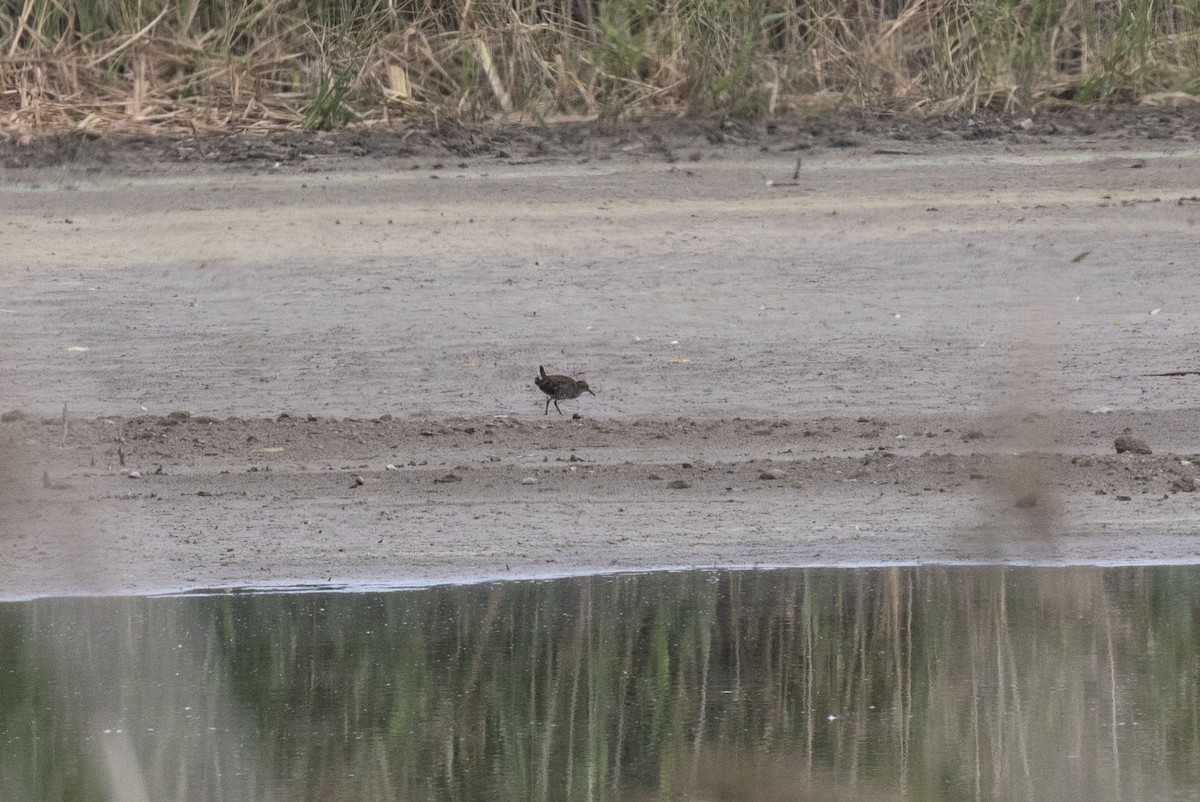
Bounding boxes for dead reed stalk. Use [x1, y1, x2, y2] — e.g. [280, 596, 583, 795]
[1, 0, 1197, 138]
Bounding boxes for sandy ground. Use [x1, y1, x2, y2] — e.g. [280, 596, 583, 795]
[3, 112, 1200, 597]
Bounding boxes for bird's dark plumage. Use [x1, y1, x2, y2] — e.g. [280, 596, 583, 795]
[534, 365, 594, 415]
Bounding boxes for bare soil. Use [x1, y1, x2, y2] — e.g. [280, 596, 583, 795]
[3, 109, 1200, 597]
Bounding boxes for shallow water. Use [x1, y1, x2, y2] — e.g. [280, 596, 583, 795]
[2, 566, 1198, 801]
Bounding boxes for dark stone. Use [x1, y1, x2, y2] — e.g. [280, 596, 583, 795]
[1114, 435, 1152, 455]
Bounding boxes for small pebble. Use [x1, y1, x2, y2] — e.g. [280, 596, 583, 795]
[520, 477, 538, 485]
[667, 479, 691, 489]
[127, 470, 142, 479]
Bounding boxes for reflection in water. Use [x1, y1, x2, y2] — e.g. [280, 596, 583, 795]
[1, 566, 1198, 801]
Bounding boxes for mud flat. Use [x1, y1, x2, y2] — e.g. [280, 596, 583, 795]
[3, 116, 1200, 595]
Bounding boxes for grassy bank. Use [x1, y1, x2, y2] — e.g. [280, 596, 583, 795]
[2, 0, 1199, 137]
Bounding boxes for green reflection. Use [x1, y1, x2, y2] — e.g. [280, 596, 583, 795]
[1, 566, 1198, 801]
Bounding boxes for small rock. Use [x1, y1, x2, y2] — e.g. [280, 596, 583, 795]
[378, 414, 393, 422]
[351, 474, 365, 487]
[520, 477, 538, 485]
[647, 473, 663, 481]
[385, 464, 399, 470]
[1115, 495, 1133, 501]
[167, 410, 191, 420]
[1114, 435, 1152, 455]
[1, 410, 25, 423]
[433, 473, 461, 484]
[127, 470, 142, 479]
[758, 470, 782, 480]
[1170, 476, 1196, 493]
[667, 479, 691, 489]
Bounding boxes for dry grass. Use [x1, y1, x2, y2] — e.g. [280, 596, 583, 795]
[2, 0, 1199, 139]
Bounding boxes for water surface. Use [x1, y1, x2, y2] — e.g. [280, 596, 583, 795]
[2, 566, 1198, 801]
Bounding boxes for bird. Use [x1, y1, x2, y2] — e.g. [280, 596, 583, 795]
[534, 365, 594, 415]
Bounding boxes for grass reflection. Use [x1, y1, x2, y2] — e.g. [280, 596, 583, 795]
[1, 566, 1198, 801]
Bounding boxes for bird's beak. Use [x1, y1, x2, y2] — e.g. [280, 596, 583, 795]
[587, 388, 596, 395]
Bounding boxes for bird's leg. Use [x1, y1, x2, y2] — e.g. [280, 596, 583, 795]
[544, 397, 551, 415]
[554, 400, 563, 415]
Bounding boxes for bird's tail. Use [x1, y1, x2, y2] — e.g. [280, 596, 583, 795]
[539, 365, 547, 379]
